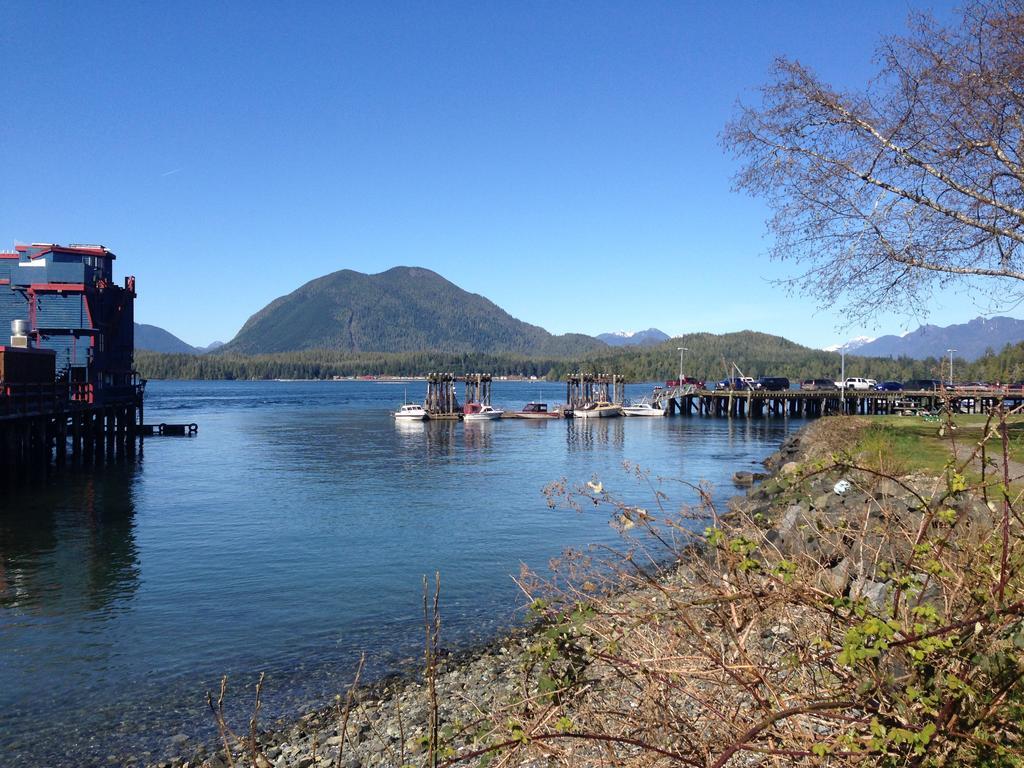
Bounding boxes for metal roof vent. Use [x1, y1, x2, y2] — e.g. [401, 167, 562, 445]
[11, 319, 31, 348]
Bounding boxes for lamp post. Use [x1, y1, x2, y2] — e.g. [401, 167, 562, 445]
[947, 348, 957, 385]
[677, 347, 688, 388]
[838, 344, 848, 414]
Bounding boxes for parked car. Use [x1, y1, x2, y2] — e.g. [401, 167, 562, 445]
[840, 377, 876, 390]
[903, 379, 943, 391]
[874, 381, 904, 391]
[666, 376, 705, 389]
[716, 377, 755, 391]
[756, 376, 791, 391]
[957, 381, 992, 391]
[800, 379, 838, 391]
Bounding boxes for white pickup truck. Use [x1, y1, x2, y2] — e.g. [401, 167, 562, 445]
[838, 377, 877, 390]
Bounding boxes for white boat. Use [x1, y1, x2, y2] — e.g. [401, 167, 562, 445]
[394, 403, 428, 420]
[622, 399, 666, 417]
[463, 403, 504, 421]
[573, 401, 622, 418]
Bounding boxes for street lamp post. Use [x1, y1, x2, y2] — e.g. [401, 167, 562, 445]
[677, 347, 688, 388]
[947, 348, 957, 384]
[839, 344, 848, 414]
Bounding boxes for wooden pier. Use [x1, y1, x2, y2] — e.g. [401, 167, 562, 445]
[424, 372, 461, 419]
[464, 373, 492, 406]
[566, 372, 625, 409]
[651, 387, 1024, 418]
[0, 379, 146, 472]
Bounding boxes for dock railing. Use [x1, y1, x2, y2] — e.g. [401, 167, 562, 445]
[0, 382, 66, 418]
[0, 381, 146, 420]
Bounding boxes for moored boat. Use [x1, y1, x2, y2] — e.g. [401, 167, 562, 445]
[517, 402, 560, 419]
[394, 403, 428, 420]
[622, 399, 666, 417]
[463, 403, 504, 421]
[573, 401, 622, 418]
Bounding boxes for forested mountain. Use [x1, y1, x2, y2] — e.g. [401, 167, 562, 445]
[221, 267, 607, 357]
[134, 323, 201, 354]
[135, 323, 223, 354]
[542, 331, 944, 384]
[856, 316, 1024, 361]
[136, 328, 1018, 383]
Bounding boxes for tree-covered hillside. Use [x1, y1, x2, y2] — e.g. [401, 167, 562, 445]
[543, 331, 948, 383]
[221, 266, 606, 357]
[137, 329, 1021, 383]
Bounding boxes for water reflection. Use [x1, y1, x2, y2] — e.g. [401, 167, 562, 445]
[461, 420, 495, 452]
[565, 417, 626, 452]
[0, 465, 140, 615]
[424, 420, 458, 461]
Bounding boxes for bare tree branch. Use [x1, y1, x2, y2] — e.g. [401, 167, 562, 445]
[723, 1, 1024, 322]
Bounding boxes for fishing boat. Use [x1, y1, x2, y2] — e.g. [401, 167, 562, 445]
[517, 402, 560, 419]
[573, 401, 622, 418]
[463, 403, 504, 421]
[622, 399, 666, 417]
[394, 403, 428, 420]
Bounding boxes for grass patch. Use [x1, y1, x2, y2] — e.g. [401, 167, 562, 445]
[853, 421, 953, 476]
[854, 414, 1024, 493]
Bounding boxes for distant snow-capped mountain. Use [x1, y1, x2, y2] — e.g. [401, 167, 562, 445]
[822, 335, 876, 353]
[855, 316, 1024, 361]
[596, 328, 670, 347]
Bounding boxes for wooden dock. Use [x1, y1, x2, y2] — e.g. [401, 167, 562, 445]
[0, 380, 145, 471]
[651, 387, 1024, 418]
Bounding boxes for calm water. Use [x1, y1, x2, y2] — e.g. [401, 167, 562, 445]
[0, 380, 800, 766]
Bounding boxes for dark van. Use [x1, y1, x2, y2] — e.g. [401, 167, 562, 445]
[756, 376, 791, 391]
[903, 379, 942, 391]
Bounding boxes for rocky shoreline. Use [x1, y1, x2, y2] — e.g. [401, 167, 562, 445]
[155, 417, 975, 768]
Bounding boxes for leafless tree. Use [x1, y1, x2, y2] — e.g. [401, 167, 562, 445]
[723, 1, 1024, 322]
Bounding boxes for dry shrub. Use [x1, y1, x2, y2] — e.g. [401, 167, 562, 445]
[464, 408, 1024, 768]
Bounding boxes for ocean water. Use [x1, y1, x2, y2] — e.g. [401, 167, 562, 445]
[0, 380, 801, 766]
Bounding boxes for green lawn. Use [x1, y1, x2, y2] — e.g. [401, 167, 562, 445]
[852, 414, 1024, 480]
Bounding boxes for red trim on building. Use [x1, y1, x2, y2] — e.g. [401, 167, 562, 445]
[15, 243, 114, 260]
[0, 253, 19, 259]
[0, 279, 9, 285]
[55, 246, 111, 257]
[26, 283, 87, 293]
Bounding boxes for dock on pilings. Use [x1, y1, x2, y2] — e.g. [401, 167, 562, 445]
[463, 373, 492, 407]
[424, 372, 461, 419]
[565, 372, 625, 409]
[0, 381, 146, 476]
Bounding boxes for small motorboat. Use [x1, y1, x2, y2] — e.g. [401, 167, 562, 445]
[573, 401, 622, 418]
[463, 403, 504, 421]
[517, 402, 560, 419]
[394, 403, 428, 420]
[622, 399, 666, 417]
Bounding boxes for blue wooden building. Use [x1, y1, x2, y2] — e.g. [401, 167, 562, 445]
[0, 243, 136, 402]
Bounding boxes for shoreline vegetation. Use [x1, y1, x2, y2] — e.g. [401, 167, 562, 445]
[134, 336, 1024, 385]
[155, 407, 1024, 768]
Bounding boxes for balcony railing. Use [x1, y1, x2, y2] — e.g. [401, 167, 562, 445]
[0, 380, 145, 419]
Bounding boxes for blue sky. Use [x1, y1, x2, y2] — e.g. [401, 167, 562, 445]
[3, 0, 991, 350]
